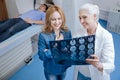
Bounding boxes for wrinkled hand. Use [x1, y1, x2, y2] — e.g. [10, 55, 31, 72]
[86, 54, 103, 72]
[86, 54, 99, 67]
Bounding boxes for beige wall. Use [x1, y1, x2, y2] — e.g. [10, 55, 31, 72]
[5, 0, 19, 18]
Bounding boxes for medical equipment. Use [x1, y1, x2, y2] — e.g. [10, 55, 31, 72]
[107, 7, 120, 34]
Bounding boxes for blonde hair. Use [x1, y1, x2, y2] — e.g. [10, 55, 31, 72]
[79, 3, 99, 21]
[42, 5, 68, 33]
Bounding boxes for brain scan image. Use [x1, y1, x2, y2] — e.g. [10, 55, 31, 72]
[70, 46, 77, 52]
[87, 49, 94, 55]
[79, 45, 85, 50]
[49, 35, 95, 65]
[79, 38, 85, 44]
[88, 36, 94, 42]
[70, 39, 76, 46]
[87, 43, 94, 49]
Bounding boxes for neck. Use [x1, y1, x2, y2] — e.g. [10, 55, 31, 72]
[87, 29, 96, 35]
[87, 23, 97, 35]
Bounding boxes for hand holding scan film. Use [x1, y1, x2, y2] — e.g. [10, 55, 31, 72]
[49, 35, 95, 65]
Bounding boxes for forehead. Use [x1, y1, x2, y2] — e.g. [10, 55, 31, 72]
[79, 10, 89, 16]
[51, 11, 61, 18]
[40, 4, 46, 8]
[79, 10, 95, 19]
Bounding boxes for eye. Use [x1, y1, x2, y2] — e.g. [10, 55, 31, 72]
[79, 16, 81, 20]
[58, 17, 62, 20]
[51, 18, 56, 21]
[83, 16, 87, 19]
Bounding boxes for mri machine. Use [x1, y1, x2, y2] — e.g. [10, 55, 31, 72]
[0, 0, 43, 79]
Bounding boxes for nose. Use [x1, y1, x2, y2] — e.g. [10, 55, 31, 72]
[55, 19, 59, 24]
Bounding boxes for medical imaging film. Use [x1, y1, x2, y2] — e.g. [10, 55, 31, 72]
[49, 35, 95, 65]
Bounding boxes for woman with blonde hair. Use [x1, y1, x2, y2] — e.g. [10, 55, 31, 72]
[38, 5, 72, 80]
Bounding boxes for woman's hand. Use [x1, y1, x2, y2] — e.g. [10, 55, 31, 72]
[44, 49, 48, 52]
[55, 33, 63, 40]
[86, 54, 103, 72]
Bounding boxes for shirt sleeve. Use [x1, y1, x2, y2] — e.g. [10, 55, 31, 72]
[41, 12, 46, 21]
[38, 33, 52, 61]
[102, 32, 115, 74]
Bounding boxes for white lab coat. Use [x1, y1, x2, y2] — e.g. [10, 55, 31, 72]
[74, 23, 115, 80]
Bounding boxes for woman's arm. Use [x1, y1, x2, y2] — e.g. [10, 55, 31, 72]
[38, 33, 52, 61]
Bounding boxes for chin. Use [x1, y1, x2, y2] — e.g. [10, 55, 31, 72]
[55, 27, 60, 30]
[83, 26, 87, 29]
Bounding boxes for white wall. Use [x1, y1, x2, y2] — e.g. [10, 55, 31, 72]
[62, 0, 75, 34]
[5, 0, 45, 18]
[53, 0, 63, 7]
[15, 0, 34, 14]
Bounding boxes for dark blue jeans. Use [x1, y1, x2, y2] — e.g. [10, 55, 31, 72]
[0, 18, 31, 42]
[0, 20, 7, 24]
[44, 70, 66, 80]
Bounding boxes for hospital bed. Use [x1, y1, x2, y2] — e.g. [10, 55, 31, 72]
[0, 25, 42, 80]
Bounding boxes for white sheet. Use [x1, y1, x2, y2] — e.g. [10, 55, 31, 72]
[0, 25, 42, 56]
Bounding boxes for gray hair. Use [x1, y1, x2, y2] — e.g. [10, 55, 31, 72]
[79, 3, 99, 21]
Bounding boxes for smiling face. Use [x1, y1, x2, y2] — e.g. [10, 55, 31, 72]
[79, 10, 97, 30]
[50, 11, 62, 31]
[44, 5, 67, 33]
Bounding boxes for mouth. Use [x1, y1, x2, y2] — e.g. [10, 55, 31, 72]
[54, 24, 61, 27]
[82, 23, 86, 27]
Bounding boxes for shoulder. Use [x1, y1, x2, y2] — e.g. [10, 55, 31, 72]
[98, 23, 111, 34]
[39, 32, 48, 41]
[41, 12, 46, 16]
[39, 32, 47, 36]
[61, 30, 71, 35]
[39, 32, 52, 37]
[97, 24, 112, 40]
[28, 10, 35, 12]
[39, 10, 46, 14]
[100, 25, 112, 37]
[63, 29, 71, 33]
[62, 30, 72, 38]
